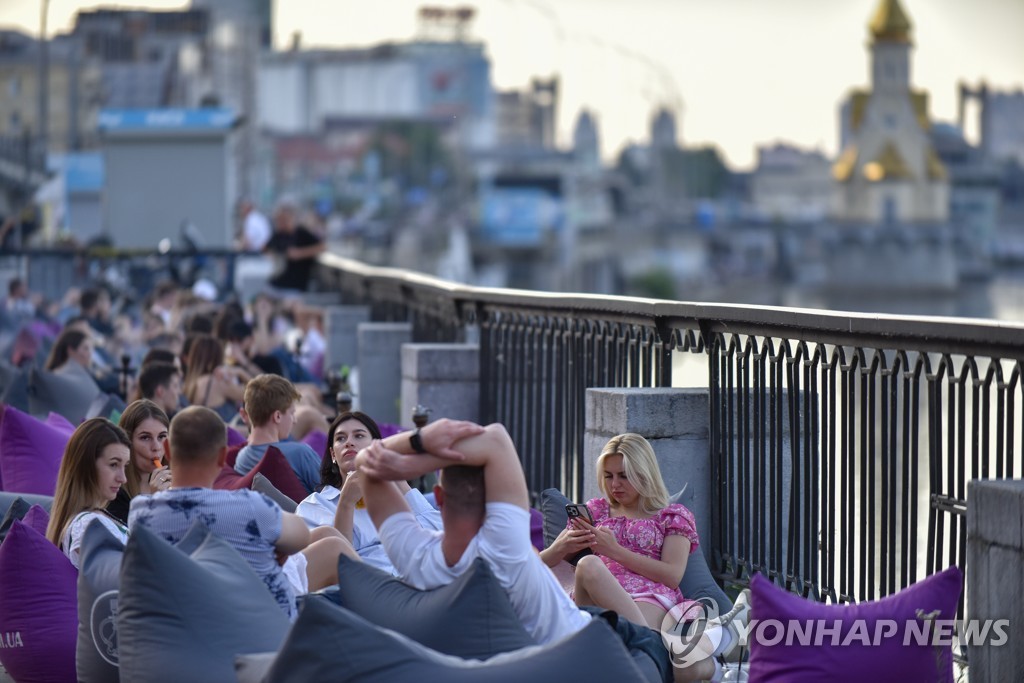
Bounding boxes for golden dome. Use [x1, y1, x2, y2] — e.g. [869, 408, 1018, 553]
[869, 0, 912, 43]
[863, 142, 913, 182]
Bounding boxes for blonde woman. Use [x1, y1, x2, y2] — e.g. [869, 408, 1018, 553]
[541, 433, 701, 630]
[46, 419, 131, 569]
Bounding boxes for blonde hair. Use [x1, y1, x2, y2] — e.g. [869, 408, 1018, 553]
[118, 399, 170, 498]
[596, 433, 669, 515]
[46, 419, 131, 547]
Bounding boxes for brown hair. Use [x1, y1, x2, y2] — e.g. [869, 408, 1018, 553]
[118, 399, 170, 498]
[44, 329, 89, 371]
[243, 373, 300, 427]
[183, 334, 224, 404]
[46, 419, 131, 547]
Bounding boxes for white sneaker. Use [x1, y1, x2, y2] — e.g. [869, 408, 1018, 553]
[714, 588, 750, 663]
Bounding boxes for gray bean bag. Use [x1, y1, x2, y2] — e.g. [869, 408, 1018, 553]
[322, 555, 534, 659]
[242, 597, 648, 683]
[76, 520, 124, 683]
[116, 523, 291, 683]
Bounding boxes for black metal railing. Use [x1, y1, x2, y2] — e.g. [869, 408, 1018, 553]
[318, 253, 1024, 636]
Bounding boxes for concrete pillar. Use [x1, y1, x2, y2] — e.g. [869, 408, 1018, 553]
[967, 479, 1024, 681]
[584, 388, 713, 550]
[400, 343, 479, 429]
[356, 322, 411, 426]
[324, 306, 370, 376]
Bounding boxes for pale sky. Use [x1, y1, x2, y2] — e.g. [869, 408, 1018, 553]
[2, 0, 1022, 169]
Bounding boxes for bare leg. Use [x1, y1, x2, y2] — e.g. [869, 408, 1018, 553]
[573, 555, 648, 626]
[672, 657, 716, 682]
[637, 602, 668, 631]
[301, 536, 359, 591]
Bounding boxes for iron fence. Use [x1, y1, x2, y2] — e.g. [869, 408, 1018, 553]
[318, 253, 1024, 635]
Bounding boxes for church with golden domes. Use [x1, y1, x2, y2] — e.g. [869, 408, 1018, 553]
[832, 0, 949, 226]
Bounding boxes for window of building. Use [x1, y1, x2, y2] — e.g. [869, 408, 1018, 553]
[7, 75, 21, 98]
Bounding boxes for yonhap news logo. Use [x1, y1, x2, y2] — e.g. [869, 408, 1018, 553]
[660, 596, 1009, 670]
[660, 597, 727, 669]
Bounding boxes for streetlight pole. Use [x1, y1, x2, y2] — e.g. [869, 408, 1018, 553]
[37, 0, 50, 158]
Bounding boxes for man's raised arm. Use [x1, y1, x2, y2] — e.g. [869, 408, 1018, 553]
[355, 420, 528, 530]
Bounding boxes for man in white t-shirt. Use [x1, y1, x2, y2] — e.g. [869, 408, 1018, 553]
[238, 199, 272, 252]
[355, 420, 688, 682]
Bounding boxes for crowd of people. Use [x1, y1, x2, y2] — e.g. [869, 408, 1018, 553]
[1, 249, 747, 681]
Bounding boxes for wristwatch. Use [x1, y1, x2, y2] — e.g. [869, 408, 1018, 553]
[409, 428, 427, 454]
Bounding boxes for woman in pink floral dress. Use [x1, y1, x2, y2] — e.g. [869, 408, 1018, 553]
[540, 433, 700, 630]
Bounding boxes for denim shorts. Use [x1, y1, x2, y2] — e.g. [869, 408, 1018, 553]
[581, 606, 672, 683]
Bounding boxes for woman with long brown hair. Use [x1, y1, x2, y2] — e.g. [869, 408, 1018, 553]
[46, 418, 131, 569]
[183, 334, 250, 423]
[105, 400, 173, 524]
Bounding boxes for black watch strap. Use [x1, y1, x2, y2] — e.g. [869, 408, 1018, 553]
[409, 428, 427, 454]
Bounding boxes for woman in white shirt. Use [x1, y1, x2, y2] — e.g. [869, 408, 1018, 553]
[297, 411, 442, 574]
[46, 418, 131, 570]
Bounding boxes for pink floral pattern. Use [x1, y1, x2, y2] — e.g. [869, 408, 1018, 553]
[581, 497, 700, 610]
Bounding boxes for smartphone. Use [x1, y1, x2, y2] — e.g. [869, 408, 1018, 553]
[565, 503, 594, 525]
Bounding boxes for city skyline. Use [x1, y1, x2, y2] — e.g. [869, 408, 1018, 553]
[1, 0, 1022, 169]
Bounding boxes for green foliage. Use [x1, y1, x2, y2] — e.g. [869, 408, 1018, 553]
[627, 268, 677, 301]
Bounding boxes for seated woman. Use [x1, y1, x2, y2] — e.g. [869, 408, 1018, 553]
[183, 334, 249, 424]
[45, 418, 131, 570]
[44, 328, 102, 393]
[541, 433, 700, 629]
[296, 411, 442, 574]
[540, 433, 748, 682]
[106, 400, 173, 525]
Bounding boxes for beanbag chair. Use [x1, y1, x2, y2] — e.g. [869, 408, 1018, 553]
[0, 361, 30, 414]
[0, 492, 54, 519]
[0, 405, 74, 495]
[747, 567, 962, 682]
[325, 555, 534, 659]
[213, 446, 307, 504]
[0, 497, 29, 543]
[0, 499, 48, 542]
[27, 366, 101, 424]
[44, 411, 76, 434]
[77, 520, 127, 683]
[117, 523, 291, 683]
[251, 473, 298, 514]
[300, 430, 327, 461]
[224, 442, 245, 469]
[248, 597, 648, 683]
[539, 487, 732, 611]
[0, 520, 78, 683]
[226, 425, 247, 448]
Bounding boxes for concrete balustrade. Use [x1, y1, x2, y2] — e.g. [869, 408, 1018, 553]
[325, 306, 370, 376]
[400, 343, 480, 428]
[967, 479, 1024, 681]
[356, 322, 411, 425]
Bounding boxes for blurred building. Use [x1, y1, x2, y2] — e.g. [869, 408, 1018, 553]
[833, 0, 948, 225]
[258, 41, 494, 151]
[0, 30, 102, 152]
[959, 84, 1024, 167]
[495, 77, 558, 150]
[751, 143, 833, 223]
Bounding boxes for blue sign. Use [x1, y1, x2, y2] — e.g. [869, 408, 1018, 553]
[98, 108, 239, 131]
[481, 188, 562, 246]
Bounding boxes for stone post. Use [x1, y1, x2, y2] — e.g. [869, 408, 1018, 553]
[356, 322, 411, 425]
[400, 344, 479, 429]
[967, 479, 1024, 681]
[324, 306, 369, 376]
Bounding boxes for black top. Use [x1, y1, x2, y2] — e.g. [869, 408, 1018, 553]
[106, 487, 131, 526]
[266, 225, 323, 291]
